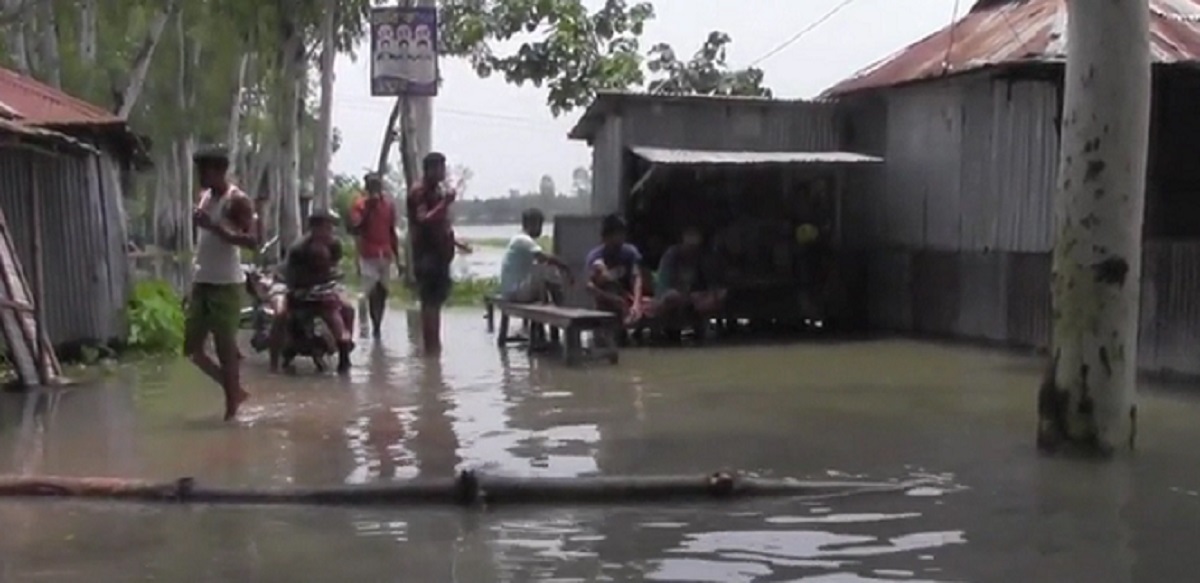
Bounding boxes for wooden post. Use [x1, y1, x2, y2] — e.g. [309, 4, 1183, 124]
[1039, 0, 1151, 456]
[28, 159, 45, 383]
[563, 326, 582, 366]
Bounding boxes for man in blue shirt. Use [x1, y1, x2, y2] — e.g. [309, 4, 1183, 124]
[585, 214, 646, 325]
[499, 208, 571, 303]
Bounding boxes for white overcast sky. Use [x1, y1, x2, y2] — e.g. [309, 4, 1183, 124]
[331, 0, 961, 198]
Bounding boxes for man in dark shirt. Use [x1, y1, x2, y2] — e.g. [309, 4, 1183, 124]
[280, 210, 355, 373]
[407, 152, 466, 354]
[585, 214, 646, 326]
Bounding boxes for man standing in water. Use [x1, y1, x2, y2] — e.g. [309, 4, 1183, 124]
[187, 146, 258, 421]
[350, 173, 400, 339]
[407, 152, 459, 354]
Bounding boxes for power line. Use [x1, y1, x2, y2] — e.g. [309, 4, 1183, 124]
[333, 95, 568, 133]
[941, 0, 963, 74]
[747, 0, 858, 68]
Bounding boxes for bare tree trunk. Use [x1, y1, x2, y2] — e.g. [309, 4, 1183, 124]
[3, 8, 29, 73]
[152, 158, 167, 248]
[277, 32, 304, 247]
[115, 0, 176, 119]
[376, 98, 402, 176]
[311, 0, 337, 211]
[33, 0, 59, 87]
[1039, 0, 1151, 457]
[76, 0, 97, 93]
[226, 52, 250, 175]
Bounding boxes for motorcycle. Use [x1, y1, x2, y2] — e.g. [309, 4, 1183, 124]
[279, 280, 342, 372]
[239, 237, 339, 372]
[240, 236, 281, 351]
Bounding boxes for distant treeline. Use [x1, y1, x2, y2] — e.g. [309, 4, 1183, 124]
[454, 194, 589, 225]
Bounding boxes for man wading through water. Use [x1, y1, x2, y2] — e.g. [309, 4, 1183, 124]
[187, 146, 258, 420]
[407, 152, 469, 354]
[350, 173, 400, 339]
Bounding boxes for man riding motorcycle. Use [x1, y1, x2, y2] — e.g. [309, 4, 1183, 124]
[275, 210, 356, 373]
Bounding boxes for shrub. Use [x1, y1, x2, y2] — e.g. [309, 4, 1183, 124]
[127, 279, 185, 354]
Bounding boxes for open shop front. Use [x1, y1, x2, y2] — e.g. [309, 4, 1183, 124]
[622, 147, 881, 329]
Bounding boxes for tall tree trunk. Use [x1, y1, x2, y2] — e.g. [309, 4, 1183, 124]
[1039, 0, 1151, 457]
[2, 0, 33, 73]
[115, 0, 176, 119]
[226, 52, 250, 176]
[33, 0, 59, 87]
[276, 24, 304, 247]
[312, 0, 337, 211]
[77, 0, 97, 94]
[152, 156, 167, 248]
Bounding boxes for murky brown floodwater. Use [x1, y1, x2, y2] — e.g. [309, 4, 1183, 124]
[2, 308, 1200, 582]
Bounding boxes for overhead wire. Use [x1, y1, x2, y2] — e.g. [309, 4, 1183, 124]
[746, 0, 858, 68]
[941, 0, 963, 74]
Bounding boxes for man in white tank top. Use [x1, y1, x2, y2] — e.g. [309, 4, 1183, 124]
[187, 146, 258, 421]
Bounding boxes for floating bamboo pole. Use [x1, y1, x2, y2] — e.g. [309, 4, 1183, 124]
[0, 471, 935, 507]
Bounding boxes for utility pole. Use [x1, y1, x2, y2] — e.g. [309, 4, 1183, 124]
[1038, 0, 1151, 456]
[312, 0, 338, 212]
[397, 0, 435, 284]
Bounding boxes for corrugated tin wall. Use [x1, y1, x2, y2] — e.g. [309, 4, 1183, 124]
[591, 115, 624, 215]
[848, 71, 1200, 377]
[0, 146, 125, 348]
[587, 98, 843, 216]
[619, 99, 841, 152]
[850, 76, 1059, 251]
[553, 214, 605, 308]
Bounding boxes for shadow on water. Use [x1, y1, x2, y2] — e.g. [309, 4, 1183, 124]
[1, 308, 1200, 580]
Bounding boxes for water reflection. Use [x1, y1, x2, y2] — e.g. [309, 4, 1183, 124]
[7, 312, 1200, 580]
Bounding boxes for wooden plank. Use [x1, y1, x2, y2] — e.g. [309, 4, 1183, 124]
[0, 219, 39, 384]
[489, 300, 620, 367]
[0, 182, 61, 386]
[495, 302, 617, 329]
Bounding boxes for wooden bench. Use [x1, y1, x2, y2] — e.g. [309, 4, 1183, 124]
[484, 296, 620, 366]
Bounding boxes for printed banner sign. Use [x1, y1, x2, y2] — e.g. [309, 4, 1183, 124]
[370, 6, 438, 97]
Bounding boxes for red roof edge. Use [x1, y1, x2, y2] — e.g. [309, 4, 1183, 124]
[0, 66, 123, 126]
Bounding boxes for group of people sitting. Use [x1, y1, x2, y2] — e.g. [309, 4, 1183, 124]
[497, 211, 728, 340]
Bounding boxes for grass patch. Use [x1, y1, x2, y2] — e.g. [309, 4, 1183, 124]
[387, 276, 498, 307]
[340, 265, 498, 307]
[465, 235, 552, 249]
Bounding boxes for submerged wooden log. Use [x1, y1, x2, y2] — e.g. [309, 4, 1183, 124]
[0, 471, 936, 507]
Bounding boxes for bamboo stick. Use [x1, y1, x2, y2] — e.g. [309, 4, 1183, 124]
[0, 471, 935, 507]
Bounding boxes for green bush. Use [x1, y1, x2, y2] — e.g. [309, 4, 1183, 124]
[127, 279, 185, 354]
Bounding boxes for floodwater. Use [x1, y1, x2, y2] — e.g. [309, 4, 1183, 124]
[2, 311, 1200, 582]
[454, 223, 547, 279]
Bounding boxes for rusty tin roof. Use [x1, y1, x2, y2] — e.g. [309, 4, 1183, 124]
[0, 66, 123, 126]
[825, 0, 1200, 97]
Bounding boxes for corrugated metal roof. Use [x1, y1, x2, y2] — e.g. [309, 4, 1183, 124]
[825, 0, 1200, 97]
[0, 66, 122, 126]
[0, 118, 95, 153]
[631, 146, 882, 165]
[569, 90, 833, 141]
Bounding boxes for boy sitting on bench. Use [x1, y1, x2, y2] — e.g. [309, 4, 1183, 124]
[498, 208, 572, 304]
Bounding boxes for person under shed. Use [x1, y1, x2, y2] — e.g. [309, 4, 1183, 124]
[653, 225, 728, 341]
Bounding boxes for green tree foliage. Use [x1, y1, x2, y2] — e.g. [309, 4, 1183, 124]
[440, 0, 655, 114]
[647, 31, 771, 97]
